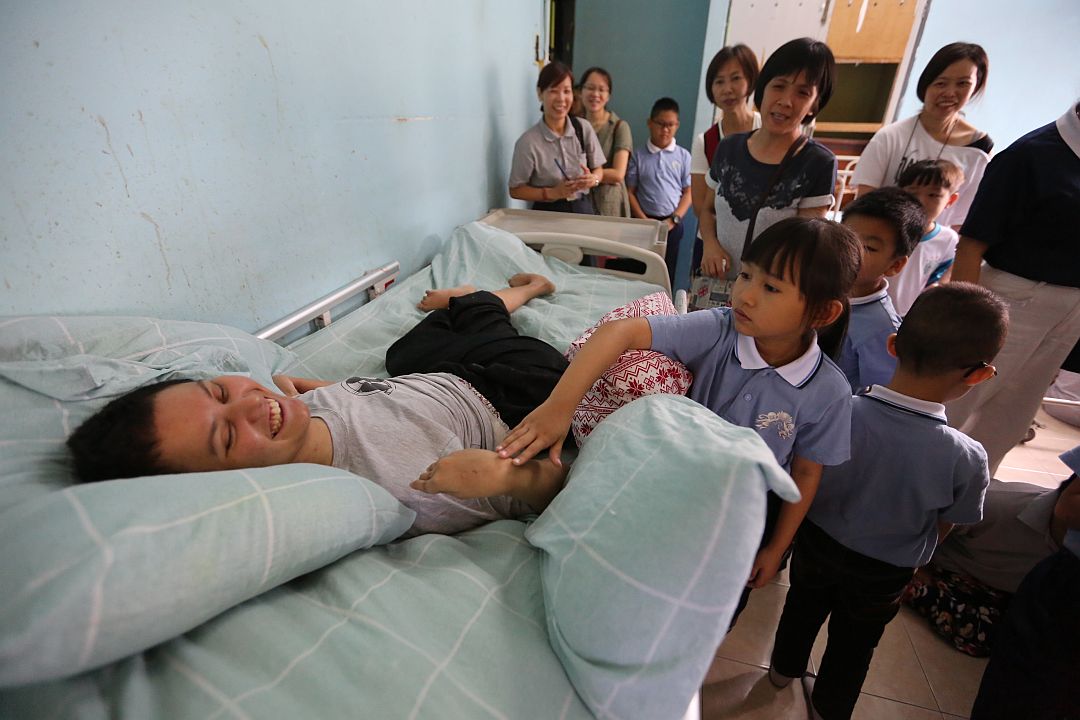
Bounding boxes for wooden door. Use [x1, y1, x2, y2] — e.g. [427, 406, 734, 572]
[826, 0, 918, 63]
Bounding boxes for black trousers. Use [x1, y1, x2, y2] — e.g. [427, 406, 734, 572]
[385, 291, 568, 428]
[770, 521, 914, 720]
[970, 548, 1080, 720]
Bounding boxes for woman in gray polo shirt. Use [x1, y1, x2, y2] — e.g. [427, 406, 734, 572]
[509, 61, 605, 214]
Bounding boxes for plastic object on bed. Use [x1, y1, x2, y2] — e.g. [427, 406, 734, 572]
[0, 222, 791, 719]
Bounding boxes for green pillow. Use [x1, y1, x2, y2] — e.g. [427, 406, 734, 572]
[0, 466, 414, 687]
[526, 394, 799, 720]
[0, 315, 415, 687]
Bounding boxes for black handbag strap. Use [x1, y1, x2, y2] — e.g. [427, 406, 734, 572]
[739, 134, 809, 259]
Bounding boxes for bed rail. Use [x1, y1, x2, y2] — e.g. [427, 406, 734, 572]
[254, 261, 399, 342]
[514, 231, 672, 294]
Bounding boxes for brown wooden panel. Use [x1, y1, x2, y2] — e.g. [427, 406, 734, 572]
[826, 0, 917, 62]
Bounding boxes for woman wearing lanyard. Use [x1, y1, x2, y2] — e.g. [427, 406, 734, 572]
[509, 62, 605, 214]
[853, 43, 992, 230]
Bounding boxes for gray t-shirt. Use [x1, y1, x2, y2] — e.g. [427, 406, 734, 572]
[301, 373, 529, 537]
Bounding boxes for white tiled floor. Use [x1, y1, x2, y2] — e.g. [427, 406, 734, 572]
[701, 409, 1080, 720]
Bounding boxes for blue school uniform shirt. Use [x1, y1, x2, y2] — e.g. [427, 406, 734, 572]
[838, 284, 900, 393]
[808, 385, 989, 568]
[1059, 445, 1080, 558]
[625, 140, 692, 217]
[648, 308, 852, 472]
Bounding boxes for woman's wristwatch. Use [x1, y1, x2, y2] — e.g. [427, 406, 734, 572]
[669, 214, 681, 225]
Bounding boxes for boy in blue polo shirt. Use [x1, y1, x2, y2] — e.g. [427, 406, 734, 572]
[838, 187, 926, 392]
[767, 282, 1007, 720]
[626, 97, 692, 286]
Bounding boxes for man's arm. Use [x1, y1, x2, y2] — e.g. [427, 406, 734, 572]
[673, 185, 692, 222]
[950, 236, 989, 284]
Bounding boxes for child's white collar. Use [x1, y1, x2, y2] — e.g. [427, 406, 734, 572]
[647, 139, 676, 154]
[734, 332, 822, 388]
[863, 385, 947, 422]
[850, 279, 891, 306]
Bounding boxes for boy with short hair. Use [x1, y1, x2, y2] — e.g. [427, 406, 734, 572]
[626, 97, 693, 286]
[768, 282, 1007, 720]
[838, 187, 926, 392]
[890, 159, 966, 315]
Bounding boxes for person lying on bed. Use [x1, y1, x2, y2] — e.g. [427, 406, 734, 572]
[66, 274, 570, 537]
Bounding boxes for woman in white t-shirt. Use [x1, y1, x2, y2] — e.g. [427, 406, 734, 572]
[853, 43, 993, 229]
[690, 44, 762, 223]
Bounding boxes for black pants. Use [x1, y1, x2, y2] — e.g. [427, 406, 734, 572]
[770, 521, 914, 720]
[532, 197, 597, 215]
[385, 291, 569, 428]
[970, 548, 1080, 720]
[729, 491, 785, 628]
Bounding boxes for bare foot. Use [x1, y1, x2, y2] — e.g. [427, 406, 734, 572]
[417, 284, 476, 311]
[508, 273, 556, 296]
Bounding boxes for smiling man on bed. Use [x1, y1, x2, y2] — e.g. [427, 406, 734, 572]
[66, 275, 570, 537]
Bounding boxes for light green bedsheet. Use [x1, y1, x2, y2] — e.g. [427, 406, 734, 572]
[0, 223, 795, 719]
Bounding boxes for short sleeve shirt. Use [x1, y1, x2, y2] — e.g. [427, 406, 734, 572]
[838, 284, 901, 392]
[648, 308, 852, 471]
[690, 111, 763, 175]
[302, 373, 528, 537]
[626, 141, 692, 217]
[959, 105, 1080, 288]
[888, 223, 959, 316]
[1060, 445, 1080, 557]
[852, 114, 992, 227]
[509, 118, 607, 200]
[706, 133, 837, 275]
[808, 386, 989, 567]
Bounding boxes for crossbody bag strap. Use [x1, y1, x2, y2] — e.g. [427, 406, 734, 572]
[739, 134, 809, 258]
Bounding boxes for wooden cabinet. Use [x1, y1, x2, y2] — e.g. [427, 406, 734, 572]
[826, 0, 919, 63]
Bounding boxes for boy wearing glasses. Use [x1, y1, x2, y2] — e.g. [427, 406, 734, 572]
[626, 97, 692, 285]
[767, 282, 1006, 720]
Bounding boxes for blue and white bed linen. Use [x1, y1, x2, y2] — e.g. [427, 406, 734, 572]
[0, 222, 796, 719]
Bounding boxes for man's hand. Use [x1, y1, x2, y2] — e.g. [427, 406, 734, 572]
[747, 546, 785, 589]
[410, 449, 516, 499]
[496, 399, 574, 466]
[272, 375, 332, 397]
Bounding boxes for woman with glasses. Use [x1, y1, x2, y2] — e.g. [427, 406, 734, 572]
[509, 62, 605, 215]
[578, 67, 633, 217]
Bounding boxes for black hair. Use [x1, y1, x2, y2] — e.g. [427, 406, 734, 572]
[842, 186, 927, 257]
[896, 159, 965, 192]
[537, 61, 574, 92]
[650, 97, 680, 119]
[754, 37, 836, 124]
[741, 217, 862, 360]
[66, 378, 191, 482]
[704, 44, 760, 104]
[917, 42, 989, 102]
[579, 67, 613, 93]
[894, 283, 1008, 375]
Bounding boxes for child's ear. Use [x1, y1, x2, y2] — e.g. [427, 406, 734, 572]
[963, 363, 997, 387]
[886, 333, 899, 358]
[885, 254, 909, 278]
[813, 299, 844, 328]
[946, 192, 960, 208]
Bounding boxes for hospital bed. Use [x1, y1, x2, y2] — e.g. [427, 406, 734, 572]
[0, 218, 795, 719]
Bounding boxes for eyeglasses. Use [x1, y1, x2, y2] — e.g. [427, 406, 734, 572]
[651, 121, 678, 130]
[962, 361, 997, 378]
[582, 84, 609, 94]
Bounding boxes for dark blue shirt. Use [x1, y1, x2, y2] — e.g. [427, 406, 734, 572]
[960, 105, 1080, 288]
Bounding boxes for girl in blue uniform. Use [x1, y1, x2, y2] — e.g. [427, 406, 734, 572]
[495, 216, 861, 620]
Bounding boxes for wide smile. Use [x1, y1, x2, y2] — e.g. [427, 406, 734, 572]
[267, 397, 283, 437]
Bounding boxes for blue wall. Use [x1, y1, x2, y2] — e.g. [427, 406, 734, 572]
[897, 0, 1080, 150]
[0, 1, 543, 330]
[572, 0, 711, 153]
